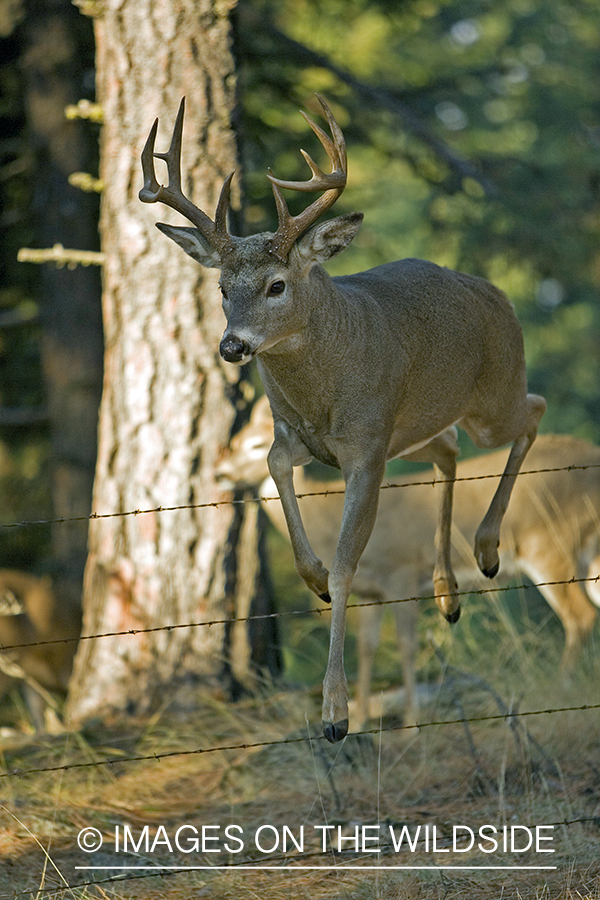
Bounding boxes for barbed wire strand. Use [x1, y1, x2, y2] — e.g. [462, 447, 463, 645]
[1, 460, 599, 532]
[2, 700, 599, 781]
[2, 461, 599, 894]
[1, 573, 599, 655]
[11, 812, 600, 900]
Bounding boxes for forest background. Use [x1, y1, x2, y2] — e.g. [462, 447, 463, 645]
[0, 0, 599, 690]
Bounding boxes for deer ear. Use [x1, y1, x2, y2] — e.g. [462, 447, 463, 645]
[156, 223, 221, 268]
[297, 212, 363, 263]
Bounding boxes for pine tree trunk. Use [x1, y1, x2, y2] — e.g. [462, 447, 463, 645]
[66, 0, 266, 722]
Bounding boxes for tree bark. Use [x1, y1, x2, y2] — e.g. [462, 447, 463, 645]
[66, 0, 270, 723]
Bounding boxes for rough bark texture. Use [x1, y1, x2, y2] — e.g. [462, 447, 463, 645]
[66, 0, 267, 723]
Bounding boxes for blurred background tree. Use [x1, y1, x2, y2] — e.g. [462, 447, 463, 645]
[0, 0, 102, 595]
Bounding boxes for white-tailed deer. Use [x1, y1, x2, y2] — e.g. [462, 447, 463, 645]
[140, 95, 545, 741]
[0, 570, 81, 730]
[217, 398, 600, 727]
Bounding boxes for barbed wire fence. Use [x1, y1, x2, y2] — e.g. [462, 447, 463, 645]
[1, 459, 599, 532]
[1, 700, 600, 781]
[0, 573, 599, 656]
[1, 458, 599, 655]
[1, 457, 599, 713]
[1, 455, 600, 895]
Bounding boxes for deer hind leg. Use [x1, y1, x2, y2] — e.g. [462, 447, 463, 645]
[404, 428, 461, 622]
[519, 560, 597, 671]
[586, 556, 600, 609]
[544, 582, 596, 672]
[470, 394, 546, 579]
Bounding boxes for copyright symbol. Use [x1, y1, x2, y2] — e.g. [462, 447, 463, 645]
[77, 827, 103, 852]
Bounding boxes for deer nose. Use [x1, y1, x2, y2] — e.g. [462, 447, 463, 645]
[220, 335, 251, 363]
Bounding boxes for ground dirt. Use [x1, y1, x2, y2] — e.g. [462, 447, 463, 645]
[1, 649, 600, 900]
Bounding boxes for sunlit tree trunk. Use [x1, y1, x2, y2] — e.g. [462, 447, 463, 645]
[66, 0, 273, 722]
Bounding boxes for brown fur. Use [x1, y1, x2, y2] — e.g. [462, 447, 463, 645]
[0, 570, 81, 728]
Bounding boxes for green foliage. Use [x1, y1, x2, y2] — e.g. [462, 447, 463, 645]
[236, 0, 600, 441]
[0, 437, 51, 567]
[0, 19, 51, 566]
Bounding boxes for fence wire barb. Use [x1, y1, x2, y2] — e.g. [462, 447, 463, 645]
[0, 573, 598, 655]
[1, 460, 599, 531]
[2, 455, 599, 894]
[2, 700, 600, 781]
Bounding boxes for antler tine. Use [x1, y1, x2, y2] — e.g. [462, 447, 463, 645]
[267, 95, 348, 260]
[315, 92, 347, 167]
[269, 97, 346, 193]
[139, 97, 233, 254]
[152, 95, 185, 193]
[139, 117, 162, 201]
[214, 171, 235, 237]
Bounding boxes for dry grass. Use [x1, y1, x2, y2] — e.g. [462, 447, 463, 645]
[1, 585, 599, 900]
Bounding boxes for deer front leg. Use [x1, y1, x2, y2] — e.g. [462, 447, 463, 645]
[267, 424, 331, 601]
[323, 458, 386, 742]
[357, 580, 419, 730]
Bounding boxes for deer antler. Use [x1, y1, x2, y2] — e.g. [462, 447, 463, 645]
[267, 94, 348, 261]
[139, 97, 234, 256]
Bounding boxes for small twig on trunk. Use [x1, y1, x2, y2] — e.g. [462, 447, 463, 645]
[18, 244, 105, 268]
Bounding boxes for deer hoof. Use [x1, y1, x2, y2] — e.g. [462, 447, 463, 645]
[434, 576, 460, 623]
[320, 591, 332, 604]
[482, 561, 500, 579]
[445, 606, 461, 624]
[323, 718, 349, 743]
[474, 531, 500, 579]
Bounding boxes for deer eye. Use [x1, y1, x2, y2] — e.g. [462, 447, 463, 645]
[268, 280, 286, 297]
[219, 284, 228, 300]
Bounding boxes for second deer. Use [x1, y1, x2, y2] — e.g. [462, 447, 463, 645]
[0, 570, 81, 730]
[141, 95, 545, 741]
[218, 397, 599, 727]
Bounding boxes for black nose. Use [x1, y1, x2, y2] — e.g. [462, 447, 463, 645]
[220, 336, 250, 363]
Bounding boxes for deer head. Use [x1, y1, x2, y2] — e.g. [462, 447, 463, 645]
[139, 95, 362, 364]
[216, 396, 274, 491]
